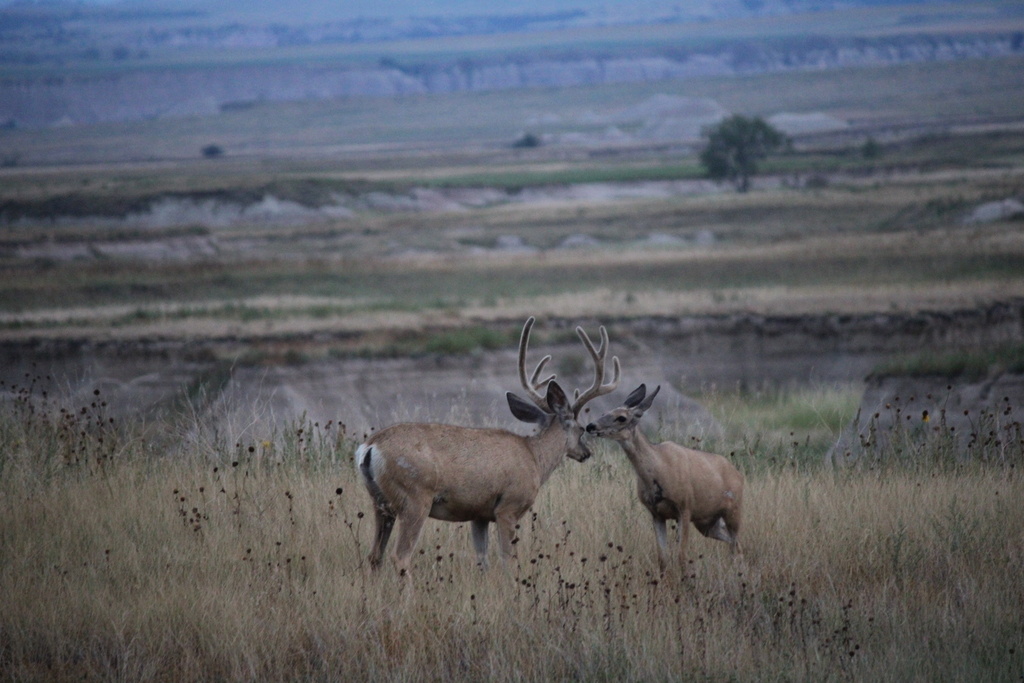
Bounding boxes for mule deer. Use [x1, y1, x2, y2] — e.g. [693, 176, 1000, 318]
[355, 317, 619, 578]
[586, 384, 743, 572]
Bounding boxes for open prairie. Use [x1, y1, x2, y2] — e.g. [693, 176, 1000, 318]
[0, 379, 1021, 681]
[2, 2, 1024, 678]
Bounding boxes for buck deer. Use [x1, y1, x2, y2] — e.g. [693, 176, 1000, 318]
[355, 317, 620, 578]
[585, 384, 743, 572]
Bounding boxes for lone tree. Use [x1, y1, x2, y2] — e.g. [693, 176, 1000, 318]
[512, 132, 542, 149]
[700, 115, 786, 192]
[201, 144, 224, 159]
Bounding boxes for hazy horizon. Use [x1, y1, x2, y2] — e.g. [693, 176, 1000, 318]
[0, 0, 942, 22]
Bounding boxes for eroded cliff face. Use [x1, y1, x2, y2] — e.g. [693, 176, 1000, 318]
[3, 302, 1021, 445]
[3, 34, 1021, 128]
[829, 372, 1024, 466]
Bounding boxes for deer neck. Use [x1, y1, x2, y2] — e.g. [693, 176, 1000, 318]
[619, 427, 656, 470]
[527, 419, 569, 485]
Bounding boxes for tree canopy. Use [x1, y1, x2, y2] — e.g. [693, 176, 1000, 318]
[700, 115, 786, 192]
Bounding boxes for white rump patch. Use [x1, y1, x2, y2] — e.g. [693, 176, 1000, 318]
[355, 443, 385, 482]
[354, 443, 370, 471]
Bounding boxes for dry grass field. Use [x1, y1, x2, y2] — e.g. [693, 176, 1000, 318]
[3, 18, 1024, 679]
[1, 381, 1021, 681]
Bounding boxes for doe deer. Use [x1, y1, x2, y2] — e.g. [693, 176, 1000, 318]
[355, 317, 619, 578]
[585, 384, 743, 572]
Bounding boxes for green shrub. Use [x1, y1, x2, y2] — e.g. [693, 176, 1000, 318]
[423, 327, 510, 355]
[872, 343, 1024, 380]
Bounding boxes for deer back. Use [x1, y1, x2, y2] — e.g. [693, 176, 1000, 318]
[362, 422, 543, 518]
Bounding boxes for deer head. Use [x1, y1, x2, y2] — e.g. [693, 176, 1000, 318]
[507, 316, 620, 461]
[586, 383, 660, 442]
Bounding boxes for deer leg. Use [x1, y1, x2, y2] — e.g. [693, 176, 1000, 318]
[494, 511, 521, 565]
[677, 509, 692, 567]
[368, 508, 395, 570]
[391, 507, 429, 578]
[652, 516, 670, 573]
[723, 507, 743, 555]
[470, 520, 490, 569]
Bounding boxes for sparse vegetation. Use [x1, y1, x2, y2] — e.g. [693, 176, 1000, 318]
[3, 206, 1022, 339]
[698, 383, 863, 469]
[0, 381, 1020, 681]
[423, 326, 512, 355]
[872, 343, 1024, 380]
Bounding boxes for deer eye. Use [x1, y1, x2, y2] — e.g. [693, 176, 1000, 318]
[615, 416, 627, 423]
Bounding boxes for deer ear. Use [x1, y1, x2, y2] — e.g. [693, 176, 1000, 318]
[507, 392, 548, 424]
[545, 381, 571, 417]
[624, 384, 647, 408]
[637, 384, 661, 412]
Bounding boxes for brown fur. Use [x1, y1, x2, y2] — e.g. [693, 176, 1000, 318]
[357, 395, 583, 577]
[355, 317, 619, 579]
[586, 384, 744, 572]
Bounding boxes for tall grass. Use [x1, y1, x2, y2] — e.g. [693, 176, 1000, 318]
[1, 382, 1022, 681]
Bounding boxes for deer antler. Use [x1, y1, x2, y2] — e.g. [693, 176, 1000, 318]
[571, 324, 621, 417]
[518, 316, 555, 410]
